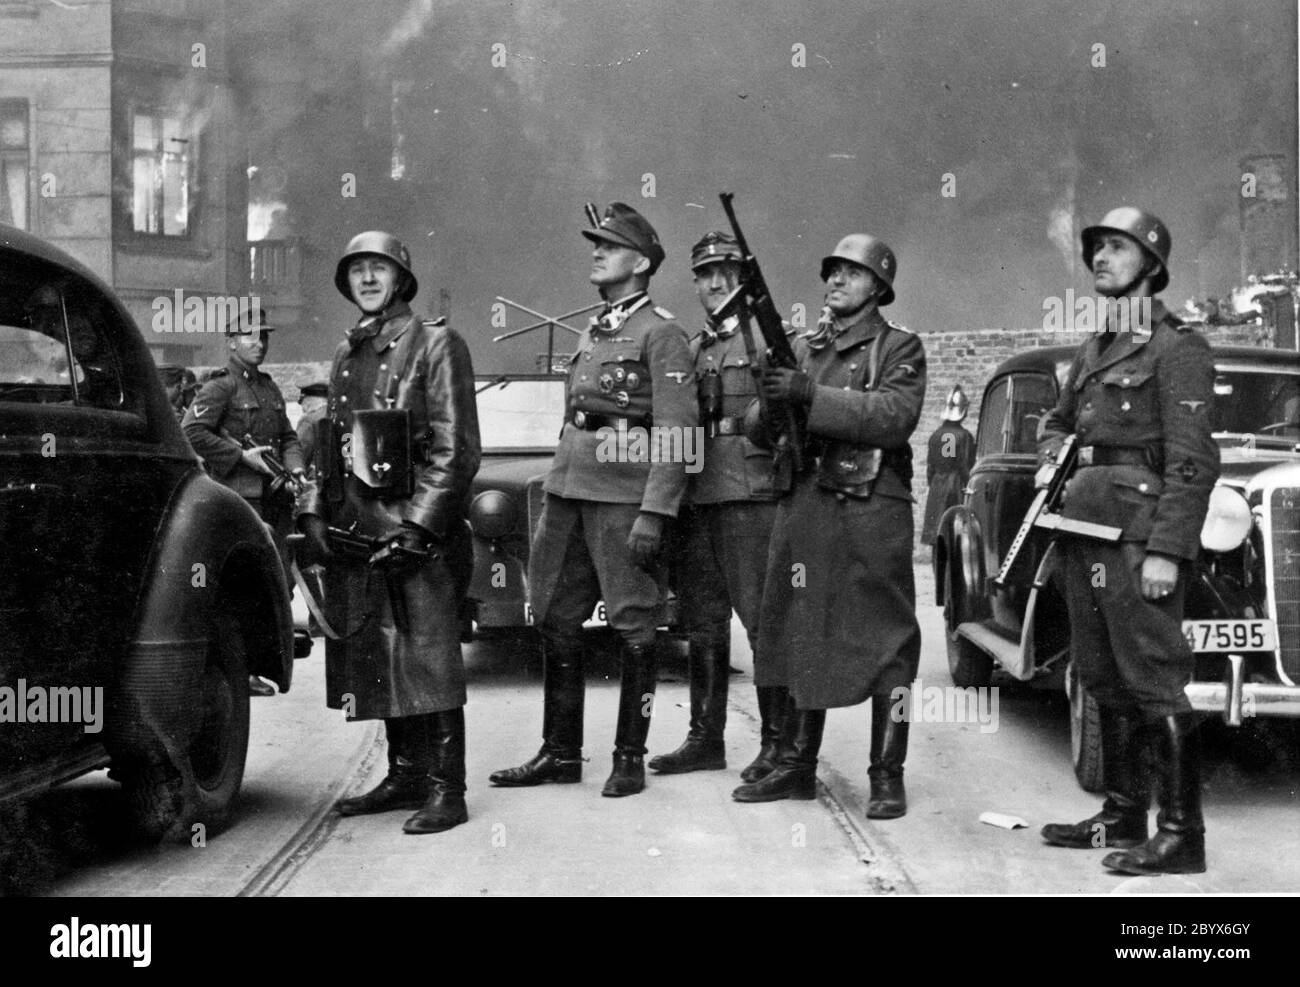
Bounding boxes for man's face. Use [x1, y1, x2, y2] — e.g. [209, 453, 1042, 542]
[348, 256, 402, 313]
[693, 261, 741, 315]
[590, 241, 647, 290]
[1090, 233, 1151, 297]
[230, 331, 268, 366]
[300, 395, 327, 416]
[823, 260, 878, 316]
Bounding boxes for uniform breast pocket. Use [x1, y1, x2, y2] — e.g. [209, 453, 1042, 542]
[228, 399, 258, 436]
[1100, 368, 1156, 420]
[598, 352, 648, 408]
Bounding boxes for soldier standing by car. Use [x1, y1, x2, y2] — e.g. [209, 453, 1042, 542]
[296, 231, 481, 835]
[1038, 207, 1219, 875]
[648, 231, 786, 779]
[732, 232, 926, 819]
[920, 384, 976, 548]
[490, 202, 697, 798]
[183, 305, 304, 697]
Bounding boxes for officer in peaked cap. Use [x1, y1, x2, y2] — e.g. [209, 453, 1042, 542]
[183, 304, 304, 697]
[492, 201, 697, 798]
[647, 231, 790, 781]
[1038, 207, 1218, 875]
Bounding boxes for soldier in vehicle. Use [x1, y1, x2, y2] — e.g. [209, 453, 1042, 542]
[1038, 208, 1218, 875]
[296, 231, 481, 835]
[183, 305, 304, 697]
[648, 231, 786, 780]
[732, 232, 926, 819]
[490, 202, 697, 798]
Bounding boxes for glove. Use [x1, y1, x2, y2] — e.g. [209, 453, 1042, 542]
[374, 523, 434, 575]
[760, 367, 814, 406]
[297, 514, 333, 565]
[627, 512, 665, 572]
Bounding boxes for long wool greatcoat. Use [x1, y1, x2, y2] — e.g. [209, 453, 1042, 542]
[920, 420, 975, 545]
[755, 307, 927, 709]
[299, 303, 481, 719]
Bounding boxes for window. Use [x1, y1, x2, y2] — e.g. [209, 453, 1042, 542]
[976, 377, 1010, 457]
[1007, 374, 1056, 454]
[0, 100, 29, 229]
[130, 108, 196, 236]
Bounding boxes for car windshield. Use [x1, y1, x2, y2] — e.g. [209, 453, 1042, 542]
[475, 375, 566, 450]
[1211, 366, 1300, 456]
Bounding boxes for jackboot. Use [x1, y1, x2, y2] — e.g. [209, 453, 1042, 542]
[866, 693, 910, 819]
[1103, 713, 1206, 875]
[602, 638, 658, 797]
[648, 629, 729, 774]
[404, 708, 469, 834]
[739, 685, 789, 783]
[337, 716, 430, 815]
[490, 631, 585, 786]
[731, 696, 825, 802]
[1042, 705, 1150, 849]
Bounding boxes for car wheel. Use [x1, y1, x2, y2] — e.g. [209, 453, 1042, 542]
[1067, 659, 1104, 793]
[123, 608, 251, 843]
[944, 561, 993, 688]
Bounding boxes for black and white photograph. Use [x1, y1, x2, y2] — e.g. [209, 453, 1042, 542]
[0, 0, 1296, 925]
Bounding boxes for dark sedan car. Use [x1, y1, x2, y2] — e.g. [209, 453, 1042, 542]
[933, 344, 1300, 790]
[0, 225, 294, 841]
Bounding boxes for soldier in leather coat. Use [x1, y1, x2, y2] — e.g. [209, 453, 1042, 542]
[732, 232, 926, 820]
[1038, 208, 1218, 875]
[296, 231, 481, 835]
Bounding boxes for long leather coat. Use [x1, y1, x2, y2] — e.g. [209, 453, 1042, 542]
[299, 302, 481, 719]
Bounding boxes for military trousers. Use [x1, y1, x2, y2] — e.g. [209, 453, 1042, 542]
[1061, 538, 1194, 717]
[528, 494, 665, 646]
[676, 500, 777, 651]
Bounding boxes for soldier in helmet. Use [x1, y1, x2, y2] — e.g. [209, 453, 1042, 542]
[184, 304, 304, 697]
[295, 231, 481, 834]
[732, 232, 926, 819]
[647, 231, 787, 780]
[920, 384, 976, 547]
[1038, 208, 1218, 874]
[490, 202, 697, 798]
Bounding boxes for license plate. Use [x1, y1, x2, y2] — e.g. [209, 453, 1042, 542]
[1181, 619, 1277, 653]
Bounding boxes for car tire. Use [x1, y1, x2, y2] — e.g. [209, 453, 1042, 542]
[1067, 659, 1104, 793]
[943, 561, 994, 689]
[123, 608, 251, 843]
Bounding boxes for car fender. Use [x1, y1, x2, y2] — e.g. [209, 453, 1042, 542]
[107, 470, 293, 765]
[934, 505, 989, 621]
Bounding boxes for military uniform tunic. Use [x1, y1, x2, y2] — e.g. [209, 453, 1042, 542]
[677, 317, 782, 651]
[529, 293, 697, 645]
[757, 307, 927, 709]
[298, 302, 482, 719]
[1038, 301, 1219, 716]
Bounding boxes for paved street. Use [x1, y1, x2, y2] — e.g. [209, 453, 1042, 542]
[9, 566, 1298, 896]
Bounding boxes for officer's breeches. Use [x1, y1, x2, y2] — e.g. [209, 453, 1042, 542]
[677, 501, 776, 650]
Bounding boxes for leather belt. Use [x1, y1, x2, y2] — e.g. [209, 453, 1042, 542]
[1077, 445, 1151, 468]
[567, 410, 651, 431]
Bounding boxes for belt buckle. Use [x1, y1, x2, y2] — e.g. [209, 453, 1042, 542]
[1077, 445, 1094, 466]
[573, 410, 587, 429]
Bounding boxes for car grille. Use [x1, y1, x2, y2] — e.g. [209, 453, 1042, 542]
[1268, 485, 1300, 682]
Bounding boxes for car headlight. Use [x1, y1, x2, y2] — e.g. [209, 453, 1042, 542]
[470, 489, 518, 541]
[1200, 485, 1252, 552]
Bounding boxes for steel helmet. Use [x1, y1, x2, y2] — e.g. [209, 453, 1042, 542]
[942, 384, 970, 422]
[1081, 207, 1171, 294]
[820, 234, 897, 306]
[334, 231, 419, 302]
